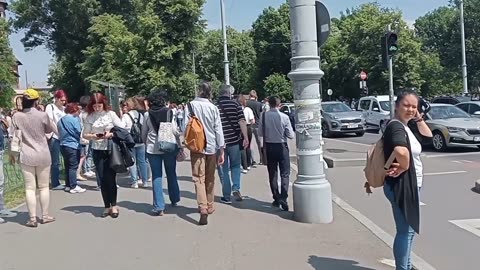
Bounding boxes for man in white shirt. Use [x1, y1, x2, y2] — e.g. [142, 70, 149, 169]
[45, 90, 67, 190]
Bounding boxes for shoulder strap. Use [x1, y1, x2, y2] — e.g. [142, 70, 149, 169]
[187, 103, 195, 117]
[126, 112, 136, 124]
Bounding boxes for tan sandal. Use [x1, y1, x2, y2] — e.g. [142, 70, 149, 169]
[41, 215, 56, 224]
[26, 217, 38, 228]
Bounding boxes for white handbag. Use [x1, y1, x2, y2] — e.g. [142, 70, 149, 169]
[10, 118, 22, 155]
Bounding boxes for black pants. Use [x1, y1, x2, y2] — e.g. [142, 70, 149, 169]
[60, 146, 80, 189]
[241, 125, 254, 170]
[265, 143, 290, 201]
[93, 150, 117, 208]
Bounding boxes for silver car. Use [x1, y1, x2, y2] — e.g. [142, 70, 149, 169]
[321, 101, 366, 137]
[427, 104, 480, 151]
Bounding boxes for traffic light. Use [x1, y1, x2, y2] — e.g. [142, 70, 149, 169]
[381, 31, 398, 69]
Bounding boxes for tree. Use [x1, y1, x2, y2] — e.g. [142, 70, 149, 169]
[195, 28, 256, 94]
[11, 0, 206, 102]
[321, 3, 425, 99]
[251, 3, 291, 96]
[0, 20, 17, 108]
[263, 73, 292, 102]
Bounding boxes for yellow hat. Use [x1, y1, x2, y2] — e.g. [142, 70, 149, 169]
[24, 88, 40, 100]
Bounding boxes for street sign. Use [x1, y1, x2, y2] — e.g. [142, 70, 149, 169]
[360, 71, 367, 81]
[315, 1, 331, 47]
[327, 89, 333, 96]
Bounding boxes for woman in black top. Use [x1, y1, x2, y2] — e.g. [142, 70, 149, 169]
[382, 90, 432, 270]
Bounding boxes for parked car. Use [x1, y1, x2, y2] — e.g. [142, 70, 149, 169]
[455, 101, 480, 118]
[357, 95, 395, 133]
[431, 95, 471, 105]
[279, 103, 296, 131]
[321, 101, 366, 137]
[425, 104, 480, 151]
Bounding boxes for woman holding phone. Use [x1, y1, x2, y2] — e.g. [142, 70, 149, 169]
[83, 93, 125, 218]
[382, 90, 432, 270]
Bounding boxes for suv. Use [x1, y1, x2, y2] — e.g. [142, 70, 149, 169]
[431, 95, 471, 105]
[357, 95, 395, 132]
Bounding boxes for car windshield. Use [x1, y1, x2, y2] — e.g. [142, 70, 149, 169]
[429, 105, 471, 119]
[322, 103, 351, 113]
[380, 101, 391, 111]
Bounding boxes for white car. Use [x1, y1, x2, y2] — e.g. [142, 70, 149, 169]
[357, 95, 396, 132]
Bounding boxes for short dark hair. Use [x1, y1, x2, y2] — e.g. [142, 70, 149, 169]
[395, 89, 418, 107]
[268, 96, 280, 107]
[22, 97, 37, 110]
[147, 88, 168, 108]
[79, 95, 90, 108]
[197, 81, 212, 99]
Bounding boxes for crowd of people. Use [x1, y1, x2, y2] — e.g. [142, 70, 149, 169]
[0, 83, 293, 227]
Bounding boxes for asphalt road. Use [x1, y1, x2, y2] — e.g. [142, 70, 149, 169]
[288, 131, 480, 269]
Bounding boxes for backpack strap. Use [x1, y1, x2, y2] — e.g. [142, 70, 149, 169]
[187, 103, 195, 118]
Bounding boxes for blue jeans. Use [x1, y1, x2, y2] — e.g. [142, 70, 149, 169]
[146, 151, 180, 212]
[384, 184, 416, 270]
[129, 145, 148, 184]
[217, 144, 241, 199]
[60, 146, 81, 189]
[48, 138, 61, 187]
[82, 143, 94, 173]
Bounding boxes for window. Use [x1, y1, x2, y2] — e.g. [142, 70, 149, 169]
[456, 103, 469, 113]
[280, 106, 289, 113]
[469, 104, 480, 115]
[359, 100, 371, 110]
[371, 102, 380, 111]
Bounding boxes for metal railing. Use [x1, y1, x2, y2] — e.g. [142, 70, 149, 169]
[2, 140, 24, 193]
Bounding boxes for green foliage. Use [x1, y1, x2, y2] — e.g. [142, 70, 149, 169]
[196, 28, 256, 94]
[251, 3, 291, 96]
[0, 20, 17, 108]
[263, 73, 292, 102]
[11, 0, 205, 102]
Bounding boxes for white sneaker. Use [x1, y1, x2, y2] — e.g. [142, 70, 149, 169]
[143, 182, 150, 188]
[131, 182, 139, 189]
[247, 167, 251, 170]
[242, 170, 248, 174]
[65, 187, 71, 192]
[137, 180, 143, 186]
[84, 171, 96, 178]
[53, 184, 65, 190]
[70, 186, 86, 194]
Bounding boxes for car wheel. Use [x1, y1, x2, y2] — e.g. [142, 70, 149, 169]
[432, 131, 447, 151]
[355, 131, 365, 137]
[322, 122, 331, 138]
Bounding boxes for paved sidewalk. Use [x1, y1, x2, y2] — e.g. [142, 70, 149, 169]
[0, 159, 394, 270]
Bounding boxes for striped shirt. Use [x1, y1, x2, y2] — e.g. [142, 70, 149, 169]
[216, 96, 245, 146]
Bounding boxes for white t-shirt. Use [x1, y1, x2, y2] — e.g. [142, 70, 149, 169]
[402, 123, 423, 187]
[243, 107, 255, 125]
[46, 104, 65, 139]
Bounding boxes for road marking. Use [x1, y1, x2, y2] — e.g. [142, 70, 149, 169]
[459, 160, 474, 163]
[423, 171, 466, 176]
[289, 161, 436, 270]
[424, 152, 480, 158]
[449, 219, 480, 238]
[379, 258, 396, 268]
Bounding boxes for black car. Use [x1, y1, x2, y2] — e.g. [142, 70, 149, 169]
[431, 95, 472, 105]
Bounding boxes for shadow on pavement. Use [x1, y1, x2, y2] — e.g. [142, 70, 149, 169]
[117, 200, 199, 226]
[308, 256, 376, 270]
[177, 188, 293, 221]
[62, 205, 105, 218]
[4, 211, 30, 226]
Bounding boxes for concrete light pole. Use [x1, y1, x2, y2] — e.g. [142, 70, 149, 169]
[288, 0, 333, 224]
[220, 0, 230, 85]
[459, 0, 468, 94]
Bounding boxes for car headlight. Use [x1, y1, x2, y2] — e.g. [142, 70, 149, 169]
[447, 127, 466, 133]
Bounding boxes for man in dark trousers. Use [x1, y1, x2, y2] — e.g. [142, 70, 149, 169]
[245, 90, 263, 165]
[258, 96, 294, 211]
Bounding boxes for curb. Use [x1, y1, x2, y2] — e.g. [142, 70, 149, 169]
[323, 155, 365, 168]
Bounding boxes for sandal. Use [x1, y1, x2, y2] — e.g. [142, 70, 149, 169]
[26, 217, 38, 228]
[110, 207, 119, 219]
[41, 215, 56, 224]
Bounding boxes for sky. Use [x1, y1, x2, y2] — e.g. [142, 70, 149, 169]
[8, 0, 451, 89]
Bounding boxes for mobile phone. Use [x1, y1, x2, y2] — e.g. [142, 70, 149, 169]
[384, 152, 396, 170]
[96, 133, 105, 138]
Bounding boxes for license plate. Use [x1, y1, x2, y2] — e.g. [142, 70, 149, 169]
[347, 123, 358, 129]
[474, 137, 480, 142]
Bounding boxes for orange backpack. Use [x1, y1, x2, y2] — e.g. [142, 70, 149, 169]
[184, 103, 206, 153]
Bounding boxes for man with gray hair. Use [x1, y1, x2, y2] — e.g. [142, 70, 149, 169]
[216, 84, 249, 203]
[184, 81, 225, 225]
